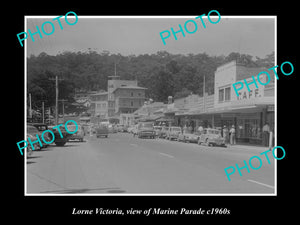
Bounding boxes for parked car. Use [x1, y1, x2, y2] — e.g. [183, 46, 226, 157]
[132, 124, 139, 137]
[108, 124, 117, 133]
[158, 126, 168, 138]
[26, 134, 34, 157]
[67, 124, 84, 142]
[153, 126, 162, 138]
[197, 128, 226, 147]
[116, 124, 128, 132]
[48, 125, 70, 146]
[95, 125, 109, 138]
[136, 122, 156, 139]
[27, 125, 42, 151]
[166, 126, 182, 140]
[28, 123, 51, 148]
[178, 130, 199, 143]
[127, 125, 135, 133]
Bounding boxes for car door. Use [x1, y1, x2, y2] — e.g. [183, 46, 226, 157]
[200, 129, 207, 143]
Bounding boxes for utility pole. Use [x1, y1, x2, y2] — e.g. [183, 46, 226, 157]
[58, 99, 68, 122]
[49, 75, 64, 125]
[203, 75, 206, 113]
[29, 93, 32, 119]
[42, 101, 44, 123]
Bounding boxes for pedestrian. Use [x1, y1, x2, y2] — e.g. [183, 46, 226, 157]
[262, 122, 270, 147]
[229, 125, 236, 145]
[188, 124, 193, 133]
[223, 125, 229, 144]
[183, 124, 187, 133]
[198, 125, 204, 135]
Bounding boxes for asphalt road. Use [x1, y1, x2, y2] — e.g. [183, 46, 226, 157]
[26, 132, 275, 195]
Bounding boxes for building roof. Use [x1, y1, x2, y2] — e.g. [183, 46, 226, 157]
[89, 91, 108, 96]
[112, 85, 147, 93]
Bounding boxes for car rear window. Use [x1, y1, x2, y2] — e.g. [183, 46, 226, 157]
[172, 127, 181, 132]
[139, 123, 153, 128]
[67, 125, 80, 132]
[27, 126, 39, 133]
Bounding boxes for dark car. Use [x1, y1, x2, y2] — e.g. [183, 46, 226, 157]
[48, 125, 71, 146]
[136, 122, 156, 139]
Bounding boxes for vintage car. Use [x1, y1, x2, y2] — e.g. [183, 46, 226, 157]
[48, 125, 71, 146]
[136, 122, 156, 139]
[28, 123, 51, 148]
[127, 125, 135, 134]
[153, 126, 162, 138]
[66, 124, 84, 142]
[177, 130, 199, 143]
[158, 126, 168, 138]
[166, 126, 182, 140]
[116, 124, 128, 132]
[27, 125, 42, 152]
[197, 128, 226, 147]
[95, 125, 109, 138]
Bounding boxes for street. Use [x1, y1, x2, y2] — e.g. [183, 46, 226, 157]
[26, 132, 275, 195]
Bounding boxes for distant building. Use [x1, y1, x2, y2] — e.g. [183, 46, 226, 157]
[113, 85, 146, 114]
[88, 72, 147, 122]
[89, 91, 108, 119]
[107, 75, 146, 117]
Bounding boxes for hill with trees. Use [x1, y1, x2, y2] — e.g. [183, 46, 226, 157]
[27, 50, 274, 111]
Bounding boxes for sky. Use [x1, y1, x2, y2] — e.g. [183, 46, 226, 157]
[25, 16, 275, 58]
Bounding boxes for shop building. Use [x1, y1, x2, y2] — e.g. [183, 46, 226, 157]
[212, 61, 275, 145]
[165, 60, 275, 146]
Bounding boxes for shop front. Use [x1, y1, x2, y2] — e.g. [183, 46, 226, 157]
[213, 60, 275, 146]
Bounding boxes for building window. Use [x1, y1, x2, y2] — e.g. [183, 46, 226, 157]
[131, 92, 134, 97]
[225, 87, 231, 101]
[219, 86, 231, 102]
[131, 101, 134, 107]
[219, 89, 224, 102]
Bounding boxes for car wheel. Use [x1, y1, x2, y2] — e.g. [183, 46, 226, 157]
[197, 139, 201, 145]
[55, 142, 66, 146]
[205, 138, 210, 146]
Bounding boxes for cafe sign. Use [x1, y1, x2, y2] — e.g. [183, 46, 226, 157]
[235, 77, 264, 101]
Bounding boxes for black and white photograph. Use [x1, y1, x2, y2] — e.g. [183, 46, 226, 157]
[23, 15, 277, 195]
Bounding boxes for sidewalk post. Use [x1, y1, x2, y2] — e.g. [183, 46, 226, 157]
[268, 131, 273, 150]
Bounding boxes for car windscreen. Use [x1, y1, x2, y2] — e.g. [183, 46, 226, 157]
[139, 123, 153, 129]
[184, 130, 193, 134]
[27, 126, 39, 133]
[172, 127, 181, 132]
[67, 125, 80, 132]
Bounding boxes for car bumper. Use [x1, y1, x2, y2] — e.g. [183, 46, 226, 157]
[68, 135, 84, 139]
[212, 140, 225, 145]
[185, 137, 198, 143]
[138, 132, 155, 137]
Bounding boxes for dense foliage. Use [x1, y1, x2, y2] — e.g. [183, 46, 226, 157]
[27, 50, 274, 111]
